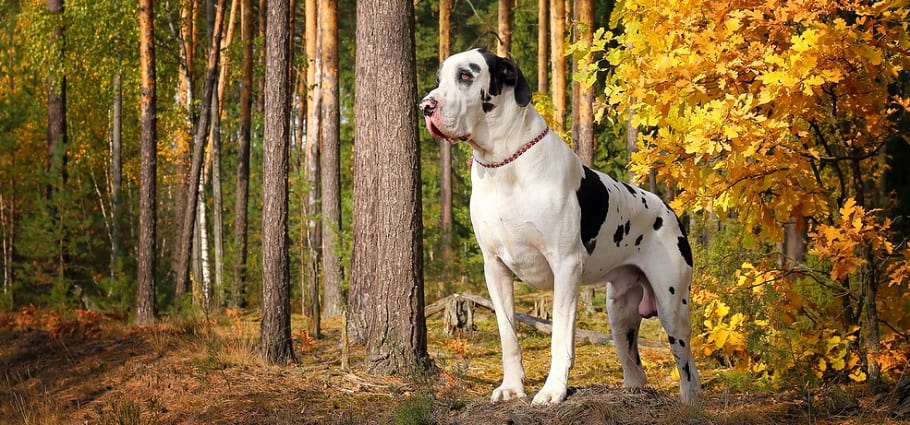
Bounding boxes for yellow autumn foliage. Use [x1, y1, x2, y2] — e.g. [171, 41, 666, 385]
[577, 0, 910, 384]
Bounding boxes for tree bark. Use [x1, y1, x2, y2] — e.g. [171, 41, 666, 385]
[232, 0, 254, 308]
[45, 0, 67, 285]
[302, 0, 321, 337]
[438, 0, 453, 265]
[174, 0, 227, 299]
[210, 79, 225, 307]
[497, 0, 511, 56]
[573, 0, 594, 166]
[549, 0, 566, 130]
[536, 0, 548, 94]
[319, 0, 343, 318]
[110, 73, 122, 280]
[259, 0, 296, 365]
[136, 0, 158, 326]
[170, 0, 197, 287]
[350, 0, 431, 374]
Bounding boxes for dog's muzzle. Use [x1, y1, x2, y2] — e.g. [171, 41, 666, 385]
[419, 96, 437, 117]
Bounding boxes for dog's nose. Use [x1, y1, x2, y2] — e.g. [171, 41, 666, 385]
[419, 97, 437, 117]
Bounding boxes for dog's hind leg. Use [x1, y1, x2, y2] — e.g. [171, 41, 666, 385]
[647, 263, 701, 406]
[484, 257, 527, 403]
[605, 267, 648, 389]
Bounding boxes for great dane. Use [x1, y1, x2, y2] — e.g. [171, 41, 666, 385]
[420, 49, 700, 406]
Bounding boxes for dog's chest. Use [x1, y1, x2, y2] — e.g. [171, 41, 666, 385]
[470, 177, 582, 285]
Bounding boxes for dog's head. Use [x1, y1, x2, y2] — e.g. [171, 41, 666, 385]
[419, 49, 531, 143]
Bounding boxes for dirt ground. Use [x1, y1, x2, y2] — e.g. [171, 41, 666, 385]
[1, 308, 906, 425]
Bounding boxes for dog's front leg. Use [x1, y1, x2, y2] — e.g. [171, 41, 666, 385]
[532, 258, 581, 405]
[485, 258, 526, 402]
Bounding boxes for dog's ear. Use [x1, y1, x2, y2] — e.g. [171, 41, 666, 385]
[480, 50, 532, 107]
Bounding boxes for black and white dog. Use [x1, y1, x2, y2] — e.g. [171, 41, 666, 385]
[420, 49, 700, 406]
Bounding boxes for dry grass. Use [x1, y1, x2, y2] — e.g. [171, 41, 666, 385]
[0, 306, 905, 425]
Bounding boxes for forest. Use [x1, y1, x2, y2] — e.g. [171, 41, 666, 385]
[1, 0, 910, 423]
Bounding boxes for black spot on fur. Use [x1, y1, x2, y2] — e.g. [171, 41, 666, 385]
[669, 286, 675, 295]
[653, 216, 663, 231]
[678, 236, 693, 267]
[641, 197, 648, 208]
[613, 225, 625, 247]
[626, 329, 636, 350]
[576, 166, 609, 255]
[624, 220, 631, 235]
[668, 336, 676, 345]
[683, 362, 692, 382]
[469, 63, 481, 73]
[634, 235, 643, 246]
[679, 339, 686, 347]
[622, 182, 637, 196]
[481, 89, 496, 113]
[682, 299, 688, 305]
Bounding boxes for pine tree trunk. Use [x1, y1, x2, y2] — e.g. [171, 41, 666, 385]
[549, 0, 566, 130]
[232, 0, 254, 308]
[536, 0, 548, 94]
[46, 0, 67, 285]
[172, 0, 197, 294]
[497, 0, 511, 56]
[350, 0, 431, 374]
[302, 0, 321, 337]
[319, 0, 343, 318]
[210, 79, 225, 308]
[259, 0, 296, 365]
[573, 0, 594, 166]
[136, 0, 158, 326]
[438, 0, 453, 266]
[110, 73, 122, 280]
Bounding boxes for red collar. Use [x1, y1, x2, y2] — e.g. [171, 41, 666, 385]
[470, 127, 550, 169]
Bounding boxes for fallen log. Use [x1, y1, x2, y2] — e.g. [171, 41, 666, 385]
[426, 293, 619, 345]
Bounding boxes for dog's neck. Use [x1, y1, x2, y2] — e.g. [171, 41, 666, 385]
[469, 102, 549, 166]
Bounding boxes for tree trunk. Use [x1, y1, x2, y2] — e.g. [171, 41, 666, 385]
[174, 0, 227, 299]
[549, 0, 566, 130]
[136, 0, 158, 326]
[536, 0, 548, 94]
[438, 0, 453, 266]
[110, 73, 122, 280]
[0, 191, 13, 306]
[232, 0, 254, 308]
[45, 0, 67, 285]
[319, 0, 343, 318]
[497, 0, 511, 56]
[216, 0, 239, 118]
[573, 0, 594, 166]
[350, 0, 431, 374]
[171, 0, 197, 290]
[210, 75, 225, 308]
[302, 0, 321, 337]
[192, 163, 210, 307]
[259, 0, 296, 365]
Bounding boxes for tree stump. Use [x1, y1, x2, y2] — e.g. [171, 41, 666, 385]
[533, 294, 551, 321]
[443, 297, 476, 336]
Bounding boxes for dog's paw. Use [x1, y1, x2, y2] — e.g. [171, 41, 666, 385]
[531, 382, 567, 406]
[490, 385, 526, 403]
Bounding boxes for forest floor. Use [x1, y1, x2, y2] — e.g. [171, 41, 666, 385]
[1, 299, 907, 425]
